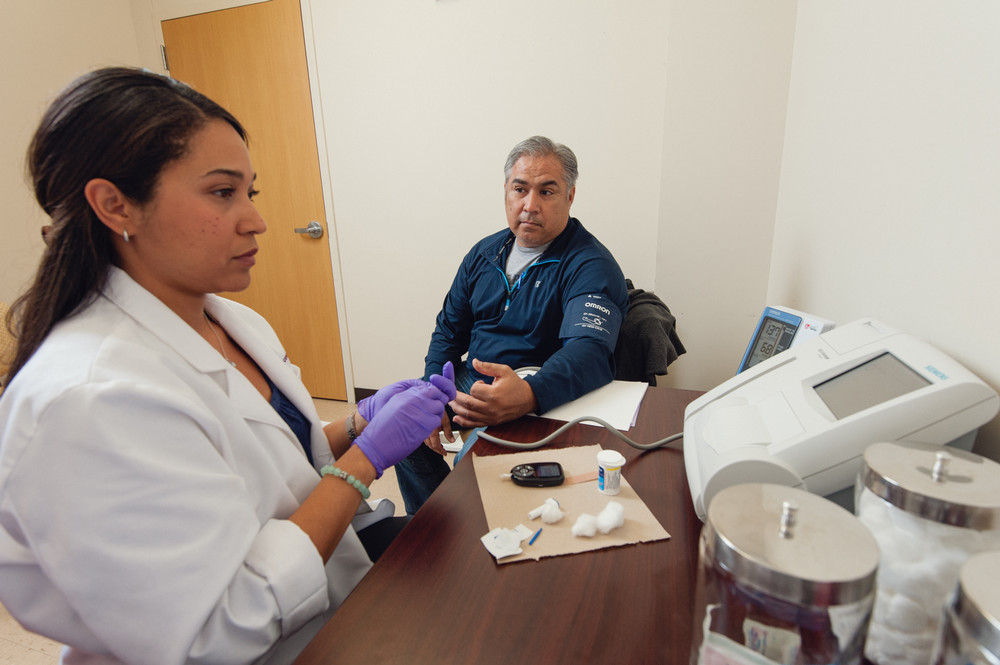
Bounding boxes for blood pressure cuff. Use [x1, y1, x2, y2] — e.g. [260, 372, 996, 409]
[559, 293, 623, 350]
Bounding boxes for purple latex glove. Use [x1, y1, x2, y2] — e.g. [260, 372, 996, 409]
[357, 380, 424, 423]
[353, 380, 453, 477]
[357, 362, 457, 422]
[429, 361, 457, 403]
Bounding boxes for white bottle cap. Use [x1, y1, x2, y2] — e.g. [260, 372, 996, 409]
[597, 449, 626, 469]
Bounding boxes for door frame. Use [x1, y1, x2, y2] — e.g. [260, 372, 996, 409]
[132, 0, 357, 403]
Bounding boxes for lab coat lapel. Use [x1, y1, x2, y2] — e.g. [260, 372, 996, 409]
[101, 268, 295, 440]
[205, 299, 309, 408]
[202, 299, 303, 425]
[204, 297, 329, 464]
[102, 267, 236, 376]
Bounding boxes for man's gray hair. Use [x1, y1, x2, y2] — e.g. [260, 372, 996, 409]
[504, 136, 579, 191]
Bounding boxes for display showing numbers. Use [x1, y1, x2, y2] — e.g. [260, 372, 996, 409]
[745, 317, 797, 371]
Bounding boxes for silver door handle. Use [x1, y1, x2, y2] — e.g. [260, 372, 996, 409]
[294, 221, 324, 239]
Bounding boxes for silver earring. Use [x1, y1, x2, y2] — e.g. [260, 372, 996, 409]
[123, 229, 130, 243]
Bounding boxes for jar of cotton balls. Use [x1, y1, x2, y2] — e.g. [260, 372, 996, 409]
[855, 441, 1000, 665]
[690, 484, 879, 665]
[931, 550, 1000, 665]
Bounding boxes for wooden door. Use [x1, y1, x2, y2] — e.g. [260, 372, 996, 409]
[162, 0, 347, 399]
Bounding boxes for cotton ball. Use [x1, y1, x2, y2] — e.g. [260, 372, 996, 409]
[572, 514, 598, 538]
[883, 593, 929, 634]
[528, 498, 558, 520]
[596, 501, 625, 534]
[866, 620, 908, 664]
[541, 501, 565, 524]
[857, 490, 892, 531]
[528, 498, 565, 523]
[859, 486, 1000, 665]
[877, 558, 917, 596]
[904, 632, 936, 662]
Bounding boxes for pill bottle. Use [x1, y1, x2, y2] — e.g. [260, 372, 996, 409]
[931, 550, 1000, 665]
[855, 441, 1000, 665]
[690, 483, 879, 665]
[596, 449, 626, 495]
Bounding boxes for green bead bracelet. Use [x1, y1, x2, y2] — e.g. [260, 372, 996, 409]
[320, 465, 371, 500]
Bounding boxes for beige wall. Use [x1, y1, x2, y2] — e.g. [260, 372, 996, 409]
[656, 0, 798, 391]
[0, 0, 264, 307]
[655, 0, 1000, 461]
[0, 0, 142, 306]
[770, 0, 1000, 460]
[306, 0, 672, 390]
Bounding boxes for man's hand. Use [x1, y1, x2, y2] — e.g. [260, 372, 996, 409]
[450, 358, 538, 428]
[422, 413, 454, 455]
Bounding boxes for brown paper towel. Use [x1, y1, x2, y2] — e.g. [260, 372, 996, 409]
[473, 445, 670, 564]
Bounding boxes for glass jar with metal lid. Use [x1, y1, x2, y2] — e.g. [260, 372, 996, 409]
[932, 549, 1000, 665]
[690, 483, 879, 665]
[855, 441, 1000, 665]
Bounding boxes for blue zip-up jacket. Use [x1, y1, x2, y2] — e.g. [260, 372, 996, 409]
[424, 217, 628, 415]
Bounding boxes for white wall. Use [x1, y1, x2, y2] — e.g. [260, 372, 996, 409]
[0, 0, 270, 310]
[0, 0, 142, 306]
[306, 0, 671, 387]
[656, 0, 798, 391]
[771, 0, 1000, 460]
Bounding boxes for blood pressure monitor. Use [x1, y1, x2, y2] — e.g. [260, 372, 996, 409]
[738, 306, 835, 373]
[684, 318, 999, 520]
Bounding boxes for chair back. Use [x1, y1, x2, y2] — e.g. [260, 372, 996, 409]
[613, 281, 686, 385]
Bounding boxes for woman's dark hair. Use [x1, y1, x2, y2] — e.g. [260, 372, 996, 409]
[4, 67, 246, 383]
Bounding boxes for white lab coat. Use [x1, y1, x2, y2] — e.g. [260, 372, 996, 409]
[0, 267, 372, 665]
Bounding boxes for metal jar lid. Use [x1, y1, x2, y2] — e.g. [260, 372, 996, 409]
[704, 483, 879, 607]
[860, 441, 1000, 530]
[951, 550, 1000, 658]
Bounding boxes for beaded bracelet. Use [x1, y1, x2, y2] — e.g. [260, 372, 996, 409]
[345, 412, 359, 442]
[320, 465, 371, 500]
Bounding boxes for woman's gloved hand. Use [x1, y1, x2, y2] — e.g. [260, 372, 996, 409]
[357, 362, 456, 422]
[430, 361, 457, 402]
[353, 363, 456, 477]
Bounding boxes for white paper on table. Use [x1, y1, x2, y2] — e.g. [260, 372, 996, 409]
[538, 380, 648, 430]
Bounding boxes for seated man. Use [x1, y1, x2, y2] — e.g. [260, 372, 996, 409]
[395, 135, 629, 514]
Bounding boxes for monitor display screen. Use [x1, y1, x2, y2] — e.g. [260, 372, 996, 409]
[814, 352, 931, 419]
[743, 316, 798, 371]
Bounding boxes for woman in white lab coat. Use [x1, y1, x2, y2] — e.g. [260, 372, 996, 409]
[0, 67, 454, 665]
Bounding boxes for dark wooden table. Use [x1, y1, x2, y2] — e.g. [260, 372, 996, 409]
[295, 386, 705, 665]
